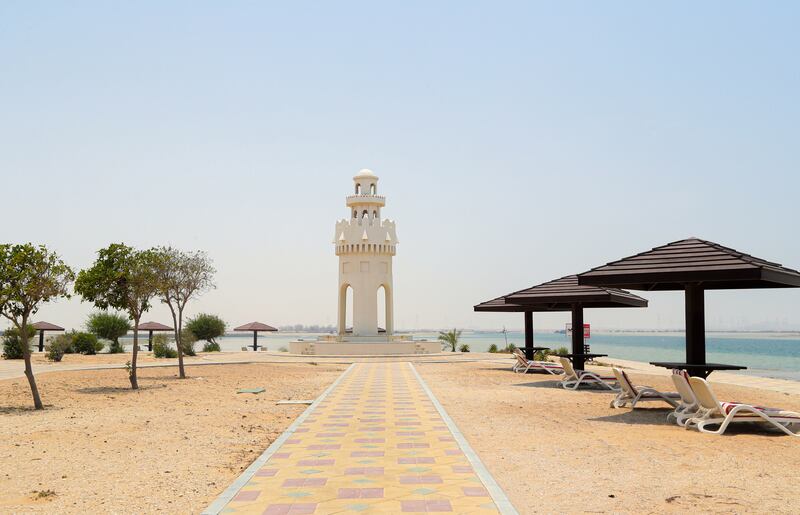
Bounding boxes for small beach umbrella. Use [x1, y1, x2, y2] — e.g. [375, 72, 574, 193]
[31, 321, 65, 352]
[234, 322, 278, 351]
[136, 321, 173, 352]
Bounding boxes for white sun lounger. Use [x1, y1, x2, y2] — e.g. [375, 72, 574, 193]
[667, 369, 700, 426]
[685, 377, 800, 436]
[511, 349, 563, 375]
[610, 367, 680, 409]
[558, 357, 619, 391]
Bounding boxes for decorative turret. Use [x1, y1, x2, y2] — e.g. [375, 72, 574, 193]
[334, 169, 397, 337]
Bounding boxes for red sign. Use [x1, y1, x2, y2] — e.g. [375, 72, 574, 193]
[565, 323, 591, 338]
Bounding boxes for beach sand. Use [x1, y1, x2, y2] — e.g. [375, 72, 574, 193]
[416, 360, 800, 514]
[0, 361, 346, 514]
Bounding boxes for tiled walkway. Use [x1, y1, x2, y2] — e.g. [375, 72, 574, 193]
[205, 363, 516, 514]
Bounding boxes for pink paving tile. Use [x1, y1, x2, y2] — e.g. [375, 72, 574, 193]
[358, 427, 386, 432]
[398, 457, 435, 464]
[282, 478, 328, 487]
[285, 439, 302, 444]
[438, 437, 455, 442]
[337, 488, 384, 499]
[272, 453, 291, 459]
[297, 459, 335, 466]
[344, 467, 384, 476]
[444, 450, 462, 456]
[452, 465, 472, 473]
[400, 500, 453, 512]
[354, 438, 384, 443]
[398, 443, 429, 449]
[233, 490, 261, 502]
[398, 476, 443, 485]
[294, 428, 309, 433]
[255, 468, 278, 477]
[307, 444, 340, 450]
[462, 487, 490, 497]
[317, 433, 345, 437]
[323, 423, 348, 427]
[397, 431, 425, 436]
[351, 451, 384, 457]
[262, 503, 318, 514]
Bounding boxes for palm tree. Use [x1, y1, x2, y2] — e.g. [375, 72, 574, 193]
[438, 328, 462, 352]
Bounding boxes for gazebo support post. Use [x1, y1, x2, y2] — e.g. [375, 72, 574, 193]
[252, 331, 258, 351]
[38, 330, 45, 352]
[148, 330, 154, 352]
[685, 284, 706, 369]
[571, 305, 585, 371]
[524, 311, 534, 360]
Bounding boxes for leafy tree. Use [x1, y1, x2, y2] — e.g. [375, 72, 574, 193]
[458, 343, 470, 353]
[488, 343, 498, 353]
[2, 324, 34, 359]
[186, 313, 226, 351]
[71, 331, 103, 354]
[86, 311, 131, 353]
[438, 328, 462, 352]
[74, 244, 159, 389]
[0, 244, 74, 409]
[151, 247, 215, 379]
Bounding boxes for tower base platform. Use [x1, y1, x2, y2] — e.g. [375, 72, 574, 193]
[289, 337, 441, 356]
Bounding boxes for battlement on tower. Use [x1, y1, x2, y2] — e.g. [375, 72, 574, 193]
[333, 218, 398, 253]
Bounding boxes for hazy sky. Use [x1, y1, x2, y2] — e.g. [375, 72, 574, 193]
[2, 2, 799, 332]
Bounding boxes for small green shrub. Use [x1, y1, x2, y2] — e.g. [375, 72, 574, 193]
[152, 334, 178, 359]
[46, 334, 73, 362]
[278, 346, 288, 352]
[488, 343, 498, 353]
[179, 330, 197, 356]
[202, 340, 221, 352]
[2, 325, 34, 359]
[108, 340, 125, 353]
[552, 346, 569, 356]
[71, 332, 103, 355]
[500, 343, 517, 353]
[458, 344, 470, 352]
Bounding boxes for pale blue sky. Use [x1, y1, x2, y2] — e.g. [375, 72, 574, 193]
[1, 2, 799, 331]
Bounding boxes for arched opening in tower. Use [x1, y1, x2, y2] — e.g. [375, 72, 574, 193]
[377, 285, 387, 334]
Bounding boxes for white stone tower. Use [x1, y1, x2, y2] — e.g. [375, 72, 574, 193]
[334, 169, 398, 338]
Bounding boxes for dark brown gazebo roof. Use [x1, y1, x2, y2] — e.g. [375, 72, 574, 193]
[234, 322, 278, 332]
[137, 321, 172, 331]
[578, 238, 800, 290]
[31, 321, 64, 331]
[502, 275, 647, 308]
[474, 275, 646, 368]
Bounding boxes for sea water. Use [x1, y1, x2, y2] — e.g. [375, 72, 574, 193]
[124, 331, 800, 382]
[431, 331, 800, 381]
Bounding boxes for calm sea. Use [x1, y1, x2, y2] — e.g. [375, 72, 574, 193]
[123, 331, 800, 382]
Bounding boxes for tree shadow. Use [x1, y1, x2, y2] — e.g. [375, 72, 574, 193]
[75, 384, 167, 394]
[0, 404, 58, 415]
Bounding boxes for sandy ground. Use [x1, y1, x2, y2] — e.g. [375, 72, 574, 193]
[0, 362, 347, 514]
[416, 360, 800, 515]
